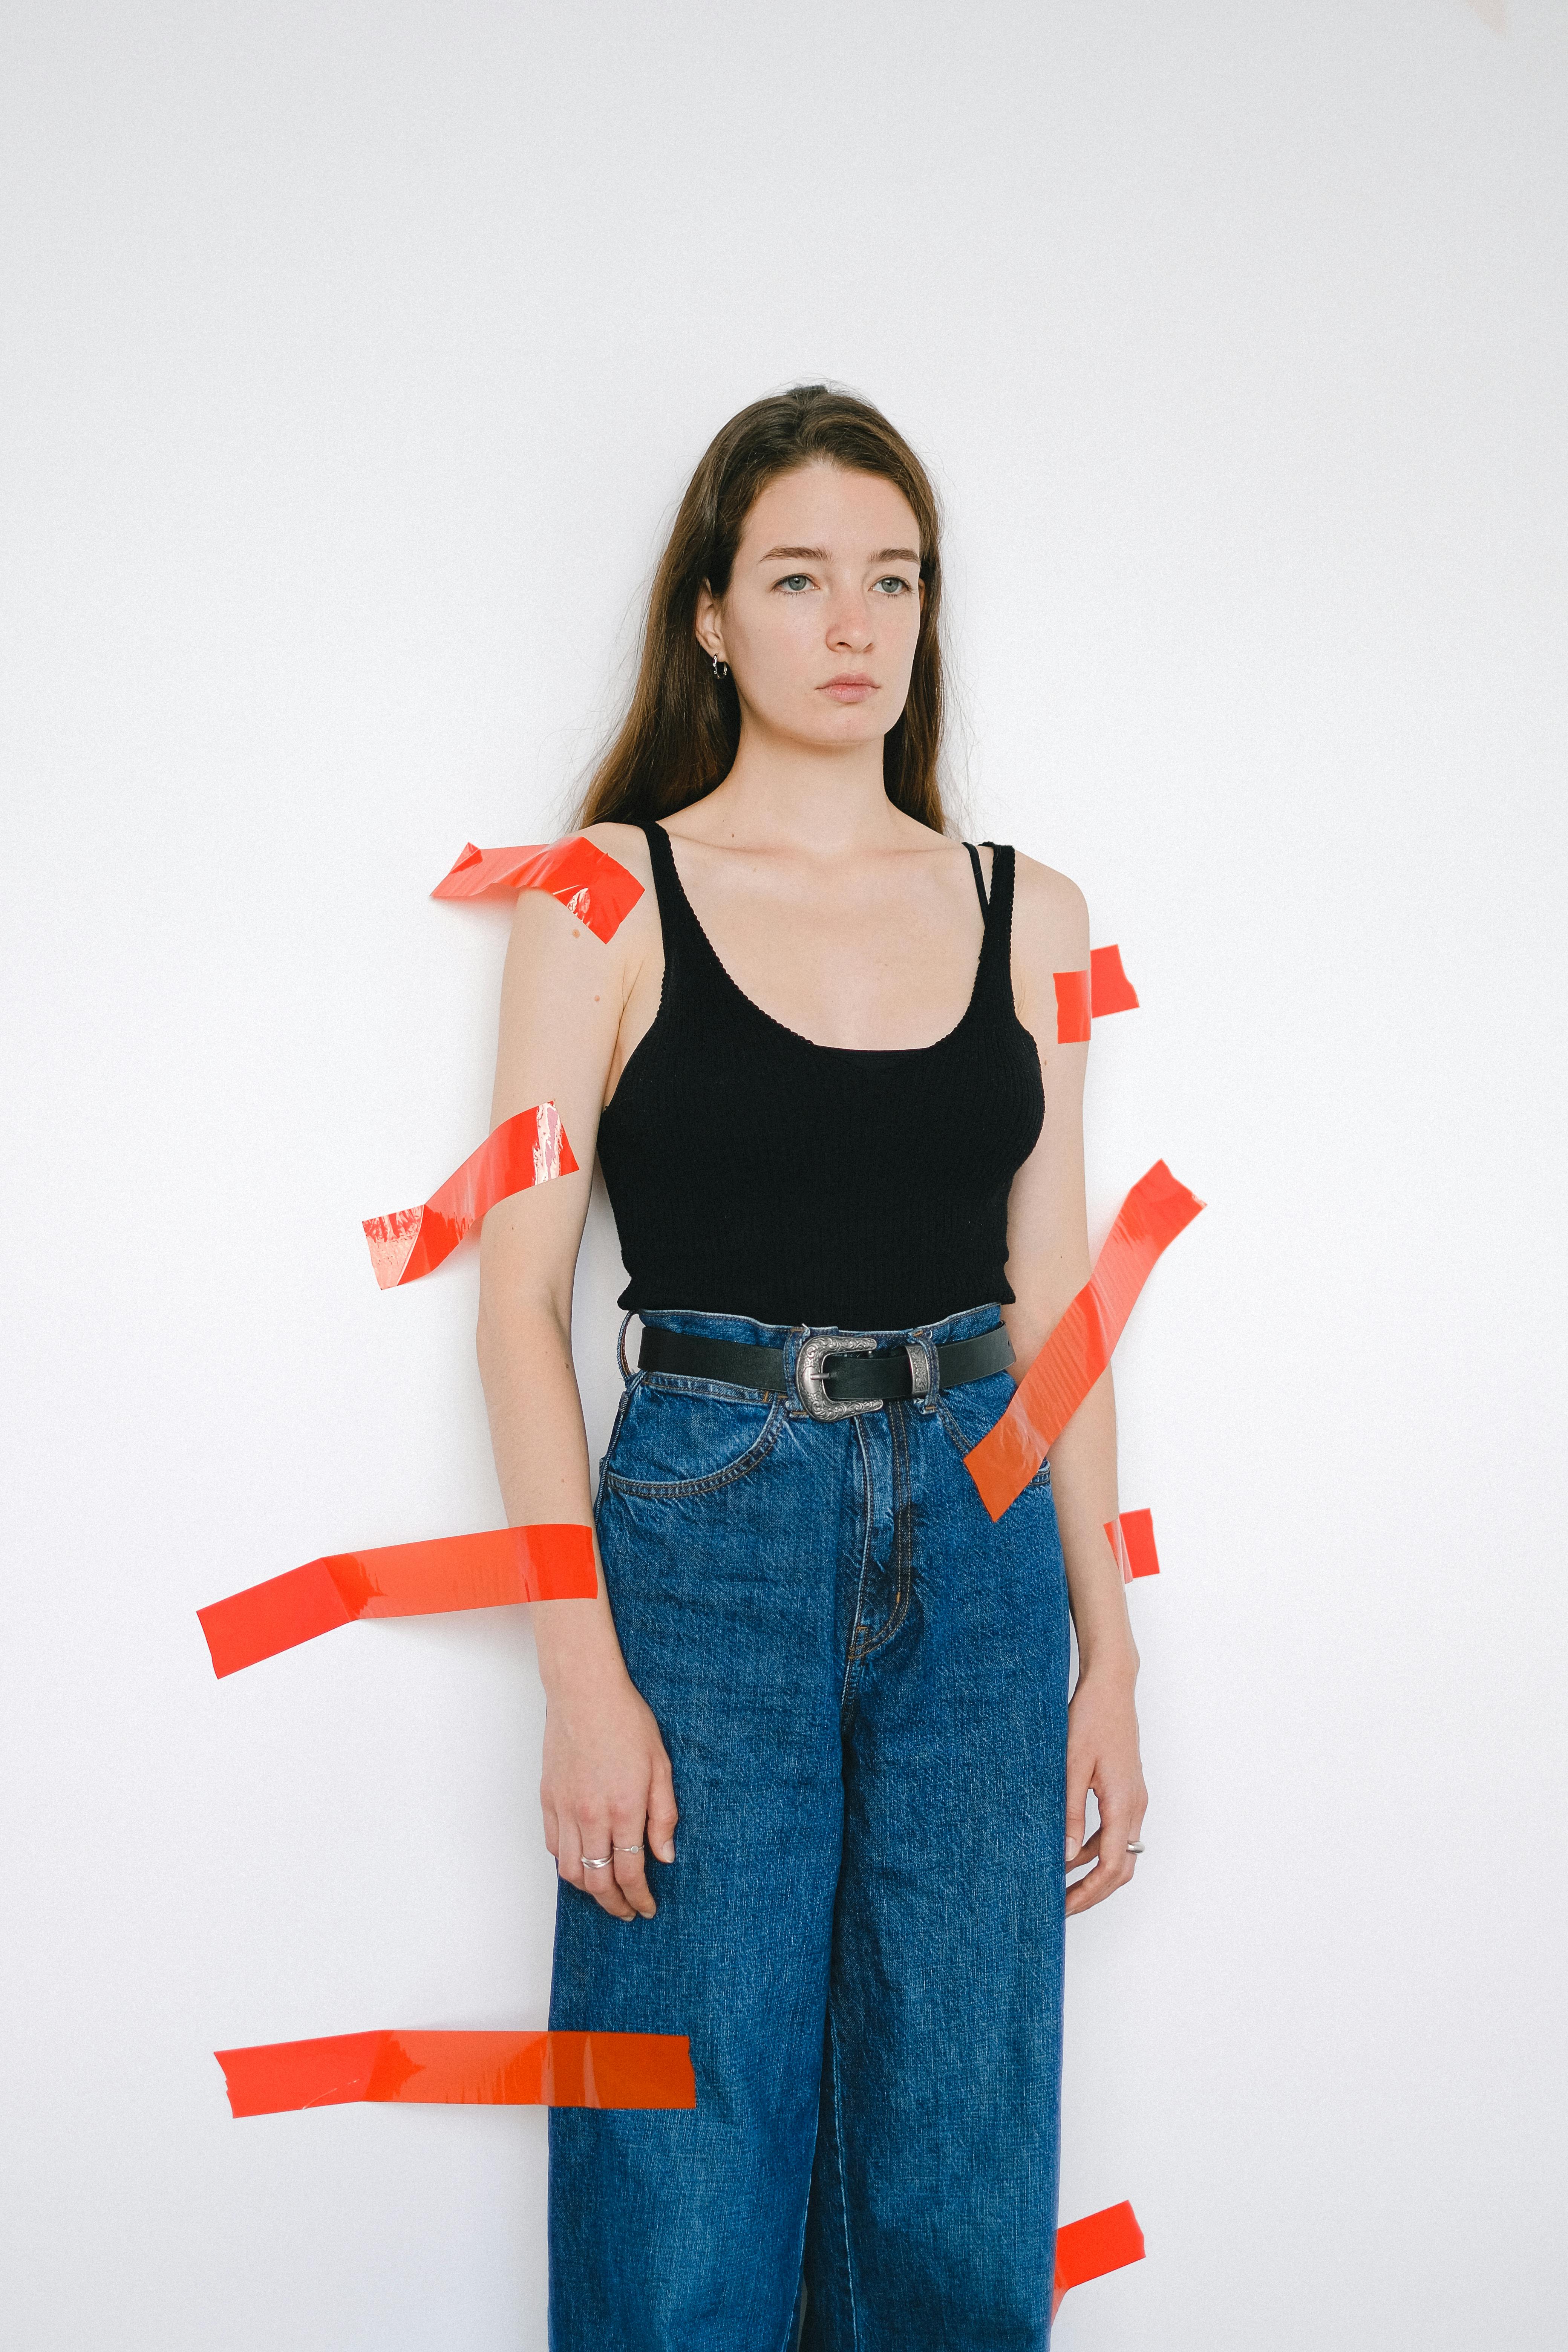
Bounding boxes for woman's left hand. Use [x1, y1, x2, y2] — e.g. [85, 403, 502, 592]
[1063, 1669, 1147, 1916]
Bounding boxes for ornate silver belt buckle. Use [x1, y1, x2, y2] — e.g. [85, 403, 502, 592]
[796, 1332, 879, 1421]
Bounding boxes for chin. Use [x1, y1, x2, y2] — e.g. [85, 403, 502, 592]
[815, 723, 883, 755]
[805, 703, 887, 743]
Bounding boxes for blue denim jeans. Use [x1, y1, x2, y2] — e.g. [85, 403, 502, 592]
[548, 1305, 1070, 2350]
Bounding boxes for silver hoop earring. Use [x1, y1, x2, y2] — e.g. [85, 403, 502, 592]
[711, 654, 729, 680]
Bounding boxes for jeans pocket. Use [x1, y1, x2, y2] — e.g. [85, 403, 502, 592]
[603, 1381, 785, 1500]
[593, 1384, 637, 1514]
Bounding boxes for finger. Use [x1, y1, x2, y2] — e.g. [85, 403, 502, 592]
[1096, 1790, 1137, 1889]
[1066, 1843, 1121, 1914]
[1066, 1824, 1102, 1874]
[541, 1796, 560, 1862]
[647, 1761, 678, 1865]
[577, 1817, 635, 1920]
[609, 1807, 655, 1920]
[1069, 1798, 1136, 1913]
[1064, 1758, 1092, 1864]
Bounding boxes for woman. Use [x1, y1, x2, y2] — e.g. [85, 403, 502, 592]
[477, 386, 1146, 2350]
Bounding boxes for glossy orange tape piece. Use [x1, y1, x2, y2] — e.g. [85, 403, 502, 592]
[1090, 942, 1139, 1015]
[431, 837, 644, 943]
[1052, 945, 1139, 1041]
[216, 2029, 695, 2117]
[363, 1101, 579, 1288]
[1052, 2200, 1145, 2317]
[1054, 968, 1093, 1044]
[965, 1162, 1205, 1521]
[1105, 1508, 1160, 1583]
[197, 1524, 597, 1678]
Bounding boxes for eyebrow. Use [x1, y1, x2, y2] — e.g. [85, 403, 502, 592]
[758, 544, 922, 564]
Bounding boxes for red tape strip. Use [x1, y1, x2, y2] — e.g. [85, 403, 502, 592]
[197, 1524, 597, 1678]
[1105, 1508, 1160, 1583]
[431, 837, 643, 943]
[1054, 968, 1093, 1044]
[1090, 942, 1139, 1015]
[965, 1162, 1204, 1520]
[216, 2029, 695, 2116]
[1052, 2200, 1145, 2316]
[363, 1101, 579, 1288]
[1052, 945, 1139, 1042]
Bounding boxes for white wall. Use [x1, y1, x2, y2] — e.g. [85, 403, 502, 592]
[4, 3, 1565, 2345]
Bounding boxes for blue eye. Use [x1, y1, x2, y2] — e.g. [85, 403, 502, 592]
[874, 575, 912, 595]
[774, 574, 813, 592]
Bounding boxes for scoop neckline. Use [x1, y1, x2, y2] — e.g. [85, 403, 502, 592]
[654, 822, 990, 1060]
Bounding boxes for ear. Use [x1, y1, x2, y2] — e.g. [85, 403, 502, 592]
[693, 580, 726, 664]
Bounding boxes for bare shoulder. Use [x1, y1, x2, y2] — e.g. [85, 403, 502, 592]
[580, 818, 655, 889]
[1010, 847, 1089, 971]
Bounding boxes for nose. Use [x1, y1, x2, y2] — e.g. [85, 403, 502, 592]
[826, 593, 875, 654]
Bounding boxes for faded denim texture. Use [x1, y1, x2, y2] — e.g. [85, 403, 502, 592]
[548, 1305, 1070, 2351]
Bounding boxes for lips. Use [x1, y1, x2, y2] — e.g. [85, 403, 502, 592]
[821, 674, 877, 702]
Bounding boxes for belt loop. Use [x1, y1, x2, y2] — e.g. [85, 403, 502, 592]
[783, 1326, 808, 1416]
[616, 1311, 638, 1389]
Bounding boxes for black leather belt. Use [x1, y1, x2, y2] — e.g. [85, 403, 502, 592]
[636, 1322, 1014, 1423]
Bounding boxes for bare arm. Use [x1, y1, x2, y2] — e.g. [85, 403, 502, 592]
[476, 824, 676, 1922]
[1005, 852, 1148, 1915]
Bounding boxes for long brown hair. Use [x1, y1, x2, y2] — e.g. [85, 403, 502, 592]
[575, 386, 951, 833]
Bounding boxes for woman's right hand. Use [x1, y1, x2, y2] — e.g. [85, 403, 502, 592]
[538, 1629, 678, 1922]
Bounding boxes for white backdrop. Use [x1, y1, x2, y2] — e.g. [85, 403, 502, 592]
[4, 3, 1565, 2346]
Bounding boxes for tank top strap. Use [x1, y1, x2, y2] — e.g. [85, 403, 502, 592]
[973, 840, 1018, 1005]
[641, 820, 708, 972]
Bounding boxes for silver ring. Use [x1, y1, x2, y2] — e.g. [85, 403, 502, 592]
[1127, 1841, 1145, 1854]
[614, 1842, 644, 1854]
[581, 1856, 612, 1869]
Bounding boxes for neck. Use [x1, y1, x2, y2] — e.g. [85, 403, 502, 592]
[694, 715, 900, 854]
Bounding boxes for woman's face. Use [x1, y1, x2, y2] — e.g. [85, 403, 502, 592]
[697, 462, 925, 753]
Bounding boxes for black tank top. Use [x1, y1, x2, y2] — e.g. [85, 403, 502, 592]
[595, 822, 1044, 1330]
